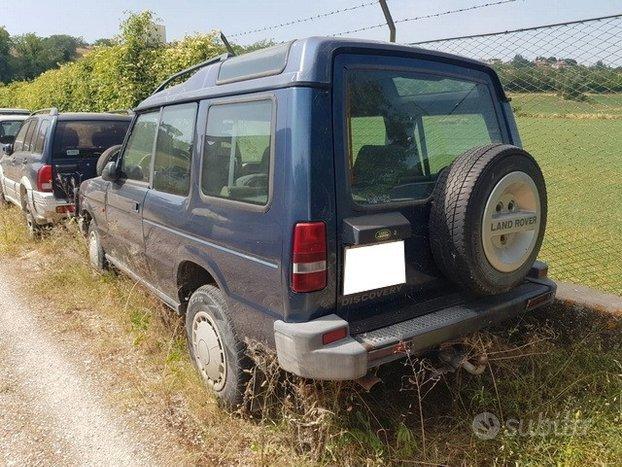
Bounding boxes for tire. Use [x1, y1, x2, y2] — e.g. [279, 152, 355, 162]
[185, 285, 251, 408]
[21, 195, 41, 239]
[0, 183, 7, 208]
[88, 220, 107, 271]
[429, 144, 547, 296]
[96, 145, 122, 177]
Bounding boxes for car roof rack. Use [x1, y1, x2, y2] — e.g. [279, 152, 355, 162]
[151, 52, 231, 96]
[0, 108, 30, 115]
[105, 109, 134, 115]
[30, 108, 59, 116]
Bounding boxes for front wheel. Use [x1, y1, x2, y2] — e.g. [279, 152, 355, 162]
[185, 285, 251, 408]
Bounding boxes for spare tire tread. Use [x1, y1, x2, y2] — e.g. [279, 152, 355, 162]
[429, 144, 547, 296]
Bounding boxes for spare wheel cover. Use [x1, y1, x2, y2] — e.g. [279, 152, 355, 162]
[481, 171, 541, 273]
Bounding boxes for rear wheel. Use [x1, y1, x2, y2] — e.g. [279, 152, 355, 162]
[185, 285, 251, 408]
[21, 195, 41, 239]
[0, 183, 7, 208]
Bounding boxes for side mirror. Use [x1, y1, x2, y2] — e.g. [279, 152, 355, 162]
[101, 161, 120, 182]
[0, 135, 14, 145]
[2, 143, 13, 156]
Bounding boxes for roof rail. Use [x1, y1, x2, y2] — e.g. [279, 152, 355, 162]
[151, 52, 231, 96]
[30, 108, 59, 117]
[0, 108, 30, 115]
[105, 109, 134, 115]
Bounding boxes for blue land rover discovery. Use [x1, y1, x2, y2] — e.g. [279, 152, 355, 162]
[79, 38, 556, 407]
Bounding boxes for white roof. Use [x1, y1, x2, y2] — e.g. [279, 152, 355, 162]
[0, 114, 28, 122]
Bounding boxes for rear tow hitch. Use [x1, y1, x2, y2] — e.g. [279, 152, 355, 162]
[438, 348, 488, 375]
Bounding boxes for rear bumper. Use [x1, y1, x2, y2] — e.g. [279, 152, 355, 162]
[30, 190, 72, 224]
[274, 278, 556, 380]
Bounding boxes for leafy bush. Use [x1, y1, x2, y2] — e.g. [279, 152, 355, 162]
[0, 12, 235, 111]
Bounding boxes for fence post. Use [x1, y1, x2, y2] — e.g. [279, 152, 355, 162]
[378, 0, 396, 42]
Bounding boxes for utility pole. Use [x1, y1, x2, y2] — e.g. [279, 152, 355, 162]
[378, 0, 396, 42]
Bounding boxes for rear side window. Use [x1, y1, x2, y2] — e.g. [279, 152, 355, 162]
[153, 103, 197, 196]
[121, 112, 159, 183]
[52, 120, 129, 159]
[201, 99, 273, 206]
[12, 120, 32, 151]
[23, 119, 38, 152]
[33, 120, 50, 153]
[346, 70, 503, 205]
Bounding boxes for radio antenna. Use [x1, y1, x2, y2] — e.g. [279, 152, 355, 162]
[219, 31, 236, 56]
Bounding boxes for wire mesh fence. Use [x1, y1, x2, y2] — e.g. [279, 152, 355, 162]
[411, 14, 622, 296]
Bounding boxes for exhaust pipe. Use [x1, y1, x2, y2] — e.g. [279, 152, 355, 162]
[439, 348, 488, 375]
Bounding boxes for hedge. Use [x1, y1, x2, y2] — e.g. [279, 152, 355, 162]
[0, 12, 232, 111]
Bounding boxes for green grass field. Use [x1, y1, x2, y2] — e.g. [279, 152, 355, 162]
[512, 92, 622, 117]
[513, 93, 622, 295]
[352, 92, 622, 295]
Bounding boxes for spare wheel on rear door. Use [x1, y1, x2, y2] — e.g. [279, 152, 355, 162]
[429, 144, 547, 296]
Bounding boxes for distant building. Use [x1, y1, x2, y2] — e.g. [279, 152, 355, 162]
[146, 22, 166, 44]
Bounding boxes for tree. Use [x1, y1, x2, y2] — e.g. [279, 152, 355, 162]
[0, 27, 11, 83]
[93, 38, 113, 47]
[45, 35, 86, 63]
[510, 54, 532, 68]
[12, 33, 48, 80]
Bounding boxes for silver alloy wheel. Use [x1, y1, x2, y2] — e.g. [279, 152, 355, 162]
[482, 171, 541, 272]
[192, 311, 227, 391]
[88, 230, 100, 268]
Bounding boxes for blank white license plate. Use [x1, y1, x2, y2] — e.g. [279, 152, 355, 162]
[343, 241, 406, 296]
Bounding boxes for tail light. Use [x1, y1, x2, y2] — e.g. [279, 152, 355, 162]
[291, 221, 327, 293]
[36, 165, 53, 192]
[55, 205, 75, 214]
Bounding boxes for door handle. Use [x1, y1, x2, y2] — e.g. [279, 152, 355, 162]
[21, 159, 28, 165]
[133, 202, 140, 212]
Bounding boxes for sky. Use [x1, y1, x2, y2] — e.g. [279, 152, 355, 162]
[0, 0, 620, 64]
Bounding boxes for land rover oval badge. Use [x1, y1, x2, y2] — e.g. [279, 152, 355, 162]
[375, 228, 392, 241]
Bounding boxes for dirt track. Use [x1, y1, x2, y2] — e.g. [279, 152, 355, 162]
[0, 262, 188, 465]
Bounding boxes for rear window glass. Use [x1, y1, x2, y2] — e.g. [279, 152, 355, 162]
[52, 120, 129, 158]
[347, 70, 502, 205]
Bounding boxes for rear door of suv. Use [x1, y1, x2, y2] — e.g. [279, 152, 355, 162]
[51, 119, 129, 200]
[332, 53, 510, 331]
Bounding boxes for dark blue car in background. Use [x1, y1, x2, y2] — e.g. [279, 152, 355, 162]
[0, 109, 130, 236]
[79, 37, 556, 407]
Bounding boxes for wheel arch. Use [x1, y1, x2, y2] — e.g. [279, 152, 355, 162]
[175, 259, 225, 313]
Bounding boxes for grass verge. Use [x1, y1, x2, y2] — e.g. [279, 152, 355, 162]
[0, 205, 620, 464]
